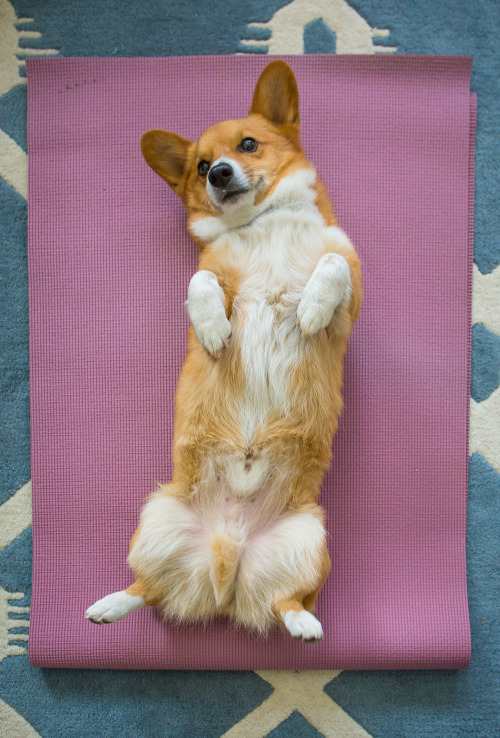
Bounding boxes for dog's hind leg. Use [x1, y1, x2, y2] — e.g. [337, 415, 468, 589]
[272, 546, 331, 642]
[273, 598, 324, 642]
[85, 586, 144, 625]
[85, 579, 159, 625]
[85, 512, 173, 625]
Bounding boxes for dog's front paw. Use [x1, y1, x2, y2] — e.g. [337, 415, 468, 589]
[283, 610, 324, 642]
[187, 270, 231, 357]
[298, 253, 351, 337]
[297, 296, 333, 337]
[193, 315, 232, 357]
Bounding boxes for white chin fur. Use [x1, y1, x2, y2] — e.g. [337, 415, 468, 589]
[213, 189, 256, 215]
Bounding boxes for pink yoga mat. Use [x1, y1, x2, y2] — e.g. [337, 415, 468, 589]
[27, 56, 474, 670]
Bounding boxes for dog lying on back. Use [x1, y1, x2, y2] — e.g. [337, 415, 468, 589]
[86, 60, 362, 641]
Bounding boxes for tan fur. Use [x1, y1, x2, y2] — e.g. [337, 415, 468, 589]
[210, 535, 241, 607]
[125, 578, 161, 607]
[108, 61, 361, 637]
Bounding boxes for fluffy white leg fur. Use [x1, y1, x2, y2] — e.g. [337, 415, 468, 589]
[282, 610, 324, 642]
[186, 270, 232, 356]
[85, 591, 145, 624]
[127, 492, 327, 633]
[297, 252, 351, 336]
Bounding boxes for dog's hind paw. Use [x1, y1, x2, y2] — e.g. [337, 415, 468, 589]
[283, 610, 323, 642]
[85, 591, 144, 624]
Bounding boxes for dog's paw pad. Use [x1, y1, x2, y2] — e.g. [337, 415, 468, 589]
[283, 610, 323, 642]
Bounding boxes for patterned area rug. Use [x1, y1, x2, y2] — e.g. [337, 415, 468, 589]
[0, 0, 498, 735]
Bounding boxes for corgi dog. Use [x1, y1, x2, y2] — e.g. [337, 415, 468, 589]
[85, 60, 362, 641]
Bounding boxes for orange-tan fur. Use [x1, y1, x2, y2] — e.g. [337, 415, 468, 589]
[86, 61, 361, 641]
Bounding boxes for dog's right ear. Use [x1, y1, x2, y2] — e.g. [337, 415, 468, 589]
[140, 130, 192, 194]
[250, 60, 300, 129]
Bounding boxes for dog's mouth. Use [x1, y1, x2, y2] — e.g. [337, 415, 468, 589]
[221, 188, 250, 204]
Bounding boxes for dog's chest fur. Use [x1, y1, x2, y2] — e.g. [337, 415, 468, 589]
[205, 201, 332, 503]
[234, 215, 321, 426]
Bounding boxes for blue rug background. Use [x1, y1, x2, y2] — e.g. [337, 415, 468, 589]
[0, 1, 498, 736]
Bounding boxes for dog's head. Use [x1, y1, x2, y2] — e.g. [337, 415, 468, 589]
[141, 61, 311, 241]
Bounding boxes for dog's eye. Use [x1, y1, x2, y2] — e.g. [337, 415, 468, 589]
[198, 160, 210, 177]
[238, 137, 258, 153]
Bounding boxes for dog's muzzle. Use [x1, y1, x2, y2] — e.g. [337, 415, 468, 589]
[206, 158, 253, 208]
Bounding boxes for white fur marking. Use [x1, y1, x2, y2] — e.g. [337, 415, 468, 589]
[85, 591, 145, 624]
[282, 610, 324, 641]
[236, 294, 303, 441]
[186, 270, 232, 356]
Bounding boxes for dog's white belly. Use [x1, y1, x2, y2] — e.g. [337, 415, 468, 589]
[235, 291, 301, 437]
[221, 290, 302, 497]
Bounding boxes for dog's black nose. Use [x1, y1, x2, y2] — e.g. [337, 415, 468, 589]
[209, 163, 233, 189]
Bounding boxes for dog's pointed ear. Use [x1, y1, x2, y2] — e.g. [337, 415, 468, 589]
[249, 60, 300, 128]
[140, 130, 192, 194]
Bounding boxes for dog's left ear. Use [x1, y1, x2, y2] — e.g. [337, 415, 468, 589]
[249, 60, 300, 129]
[140, 129, 193, 194]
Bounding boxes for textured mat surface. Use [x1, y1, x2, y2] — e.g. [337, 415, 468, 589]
[27, 55, 473, 670]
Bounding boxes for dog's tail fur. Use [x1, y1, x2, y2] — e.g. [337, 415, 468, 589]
[209, 535, 241, 607]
